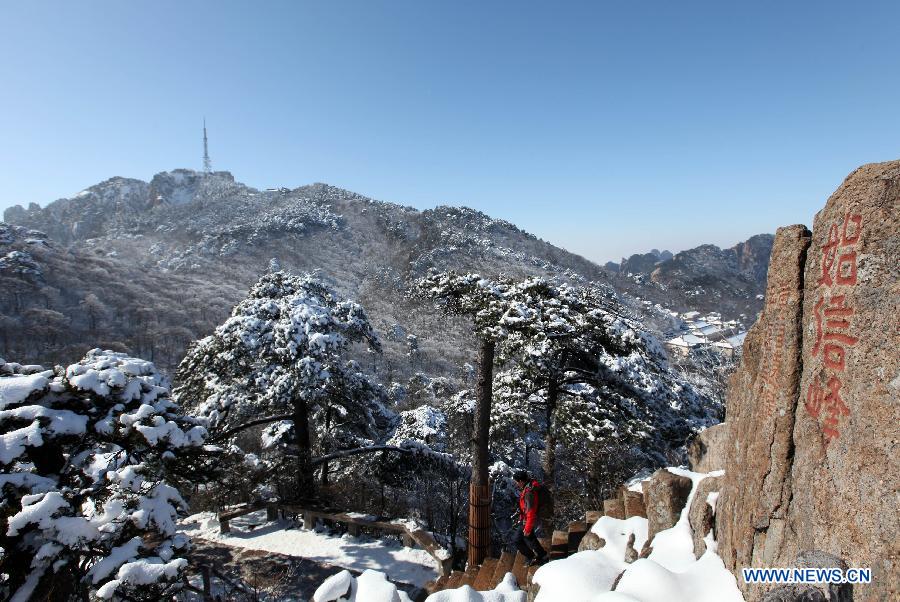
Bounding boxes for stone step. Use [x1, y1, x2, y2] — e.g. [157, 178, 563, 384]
[459, 564, 479, 588]
[445, 570, 465, 590]
[512, 552, 529, 589]
[621, 489, 647, 518]
[538, 537, 552, 558]
[425, 575, 448, 593]
[491, 551, 516, 588]
[604, 497, 625, 519]
[585, 510, 603, 525]
[567, 521, 589, 552]
[551, 530, 569, 559]
[471, 557, 498, 591]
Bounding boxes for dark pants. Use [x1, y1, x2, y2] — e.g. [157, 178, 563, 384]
[514, 522, 547, 560]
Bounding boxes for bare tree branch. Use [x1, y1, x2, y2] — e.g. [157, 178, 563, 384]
[309, 445, 413, 467]
[208, 413, 295, 443]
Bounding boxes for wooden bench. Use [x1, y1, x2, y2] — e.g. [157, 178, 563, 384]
[217, 500, 277, 534]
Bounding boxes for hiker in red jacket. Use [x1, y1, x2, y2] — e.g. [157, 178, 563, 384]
[513, 470, 548, 566]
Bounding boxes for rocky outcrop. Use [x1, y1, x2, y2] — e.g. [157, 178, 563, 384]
[716, 161, 900, 601]
[715, 222, 812, 598]
[642, 469, 693, 540]
[687, 422, 729, 473]
[688, 475, 722, 558]
[732, 233, 778, 283]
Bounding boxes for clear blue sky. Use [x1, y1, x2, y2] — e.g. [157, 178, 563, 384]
[2, 1, 898, 263]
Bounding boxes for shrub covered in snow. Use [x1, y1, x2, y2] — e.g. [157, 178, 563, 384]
[0, 350, 206, 601]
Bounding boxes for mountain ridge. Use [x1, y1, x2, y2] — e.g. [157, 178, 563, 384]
[2, 168, 768, 377]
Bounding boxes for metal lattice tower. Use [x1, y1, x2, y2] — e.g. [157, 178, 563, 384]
[202, 118, 212, 173]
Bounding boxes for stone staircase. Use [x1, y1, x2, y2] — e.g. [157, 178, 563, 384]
[425, 511, 598, 596]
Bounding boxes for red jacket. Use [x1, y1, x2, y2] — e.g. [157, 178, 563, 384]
[518, 480, 540, 535]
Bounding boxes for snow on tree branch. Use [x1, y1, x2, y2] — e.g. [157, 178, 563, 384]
[0, 350, 205, 601]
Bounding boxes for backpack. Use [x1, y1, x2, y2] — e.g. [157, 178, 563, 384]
[533, 482, 554, 520]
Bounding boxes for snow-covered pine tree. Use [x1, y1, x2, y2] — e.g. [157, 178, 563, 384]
[416, 271, 514, 566]
[174, 271, 389, 501]
[488, 279, 637, 485]
[419, 273, 715, 523]
[0, 350, 206, 601]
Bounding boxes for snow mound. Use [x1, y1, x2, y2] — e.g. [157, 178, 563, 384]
[595, 553, 741, 602]
[312, 569, 414, 602]
[527, 468, 741, 602]
[425, 575, 526, 602]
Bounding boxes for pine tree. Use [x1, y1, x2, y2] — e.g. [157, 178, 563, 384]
[0, 350, 205, 601]
[174, 271, 387, 501]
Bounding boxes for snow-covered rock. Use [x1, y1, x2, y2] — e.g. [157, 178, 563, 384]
[530, 468, 741, 602]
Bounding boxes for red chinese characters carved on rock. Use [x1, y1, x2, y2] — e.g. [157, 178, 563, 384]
[805, 212, 863, 444]
[805, 375, 851, 441]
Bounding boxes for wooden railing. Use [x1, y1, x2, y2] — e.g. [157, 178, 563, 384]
[216, 502, 453, 577]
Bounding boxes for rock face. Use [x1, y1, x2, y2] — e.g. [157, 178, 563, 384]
[716, 161, 900, 601]
[642, 469, 693, 540]
[716, 222, 811, 597]
[688, 475, 722, 558]
[687, 422, 729, 473]
[760, 551, 852, 602]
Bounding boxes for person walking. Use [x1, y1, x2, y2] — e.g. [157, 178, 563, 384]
[512, 470, 548, 566]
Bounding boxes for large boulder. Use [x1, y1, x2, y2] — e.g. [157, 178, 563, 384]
[686, 422, 729, 473]
[642, 469, 693, 540]
[688, 475, 722, 558]
[716, 161, 900, 601]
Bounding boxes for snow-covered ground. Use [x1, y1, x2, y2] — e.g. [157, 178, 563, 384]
[179, 510, 439, 588]
[533, 467, 743, 602]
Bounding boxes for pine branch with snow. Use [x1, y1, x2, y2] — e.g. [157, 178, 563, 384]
[0, 350, 205, 601]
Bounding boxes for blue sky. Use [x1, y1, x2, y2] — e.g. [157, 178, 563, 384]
[1, 1, 898, 263]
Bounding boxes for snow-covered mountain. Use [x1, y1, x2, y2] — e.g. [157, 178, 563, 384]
[607, 234, 774, 321]
[1, 170, 734, 456]
[2, 169, 614, 373]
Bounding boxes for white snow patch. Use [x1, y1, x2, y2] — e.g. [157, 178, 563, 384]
[313, 569, 415, 602]
[0, 372, 50, 408]
[425, 574, 525, 602]
[529, 468, 740, 602]
[180, 510, 438, 587]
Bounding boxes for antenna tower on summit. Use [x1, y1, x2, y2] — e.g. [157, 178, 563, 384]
[202, 118, 212, 173]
